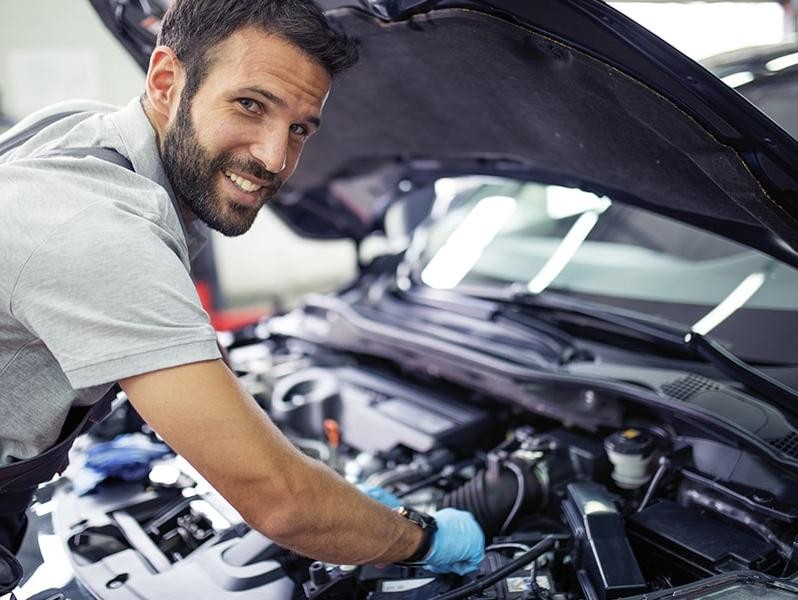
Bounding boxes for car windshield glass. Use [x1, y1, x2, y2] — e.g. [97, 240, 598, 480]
[413, 177, 798, 364]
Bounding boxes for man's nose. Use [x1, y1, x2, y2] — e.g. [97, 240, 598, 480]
[250, 131, 288, 175]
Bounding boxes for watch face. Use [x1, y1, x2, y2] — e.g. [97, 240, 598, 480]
[396, 506, 437, 531]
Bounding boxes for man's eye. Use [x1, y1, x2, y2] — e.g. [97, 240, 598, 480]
[290, 123, 309, 137]
[237, 98, 261, 113]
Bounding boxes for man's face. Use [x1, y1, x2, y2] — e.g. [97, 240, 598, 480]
[161, 28, 331, 236]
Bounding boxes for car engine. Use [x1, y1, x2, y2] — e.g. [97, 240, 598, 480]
[43, 318, 798, 600]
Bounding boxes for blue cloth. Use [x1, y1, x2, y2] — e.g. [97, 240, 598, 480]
[424, 508, 485, 575]
[74, 433, 170, 495]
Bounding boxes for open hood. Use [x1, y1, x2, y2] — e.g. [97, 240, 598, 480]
[91, 0, 798, 268]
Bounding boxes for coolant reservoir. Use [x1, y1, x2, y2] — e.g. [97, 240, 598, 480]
[604, 429, 655, 489]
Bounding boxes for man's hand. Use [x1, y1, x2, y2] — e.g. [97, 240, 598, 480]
[423, 509, 485, 575]
[358, 485, 402, 508]
[358, 487, 485, 574]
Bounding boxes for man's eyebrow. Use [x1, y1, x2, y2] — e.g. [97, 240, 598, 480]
[241, 86, 286, 108]
[239, 86, 321, 129]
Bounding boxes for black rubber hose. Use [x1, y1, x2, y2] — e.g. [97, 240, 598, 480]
[441, 468, 492, 530]
[429, 537, 556, 600]
[440, 459, 545, 538]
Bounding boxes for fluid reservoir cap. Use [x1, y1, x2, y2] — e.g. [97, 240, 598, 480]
[604, 429, 655, 489]
[604, 428, 654, 457]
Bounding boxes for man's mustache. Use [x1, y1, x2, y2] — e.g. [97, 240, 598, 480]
[220, 155, 280, 187]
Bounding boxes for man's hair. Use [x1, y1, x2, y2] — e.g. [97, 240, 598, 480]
[157, 0, 358, 98]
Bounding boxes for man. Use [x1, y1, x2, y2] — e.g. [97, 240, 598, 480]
[0, 0, 483, 579]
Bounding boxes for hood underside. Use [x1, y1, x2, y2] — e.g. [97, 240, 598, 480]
[92, 0, 798, 266]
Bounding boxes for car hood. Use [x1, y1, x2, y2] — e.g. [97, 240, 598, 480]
[91, 0, 798, 268]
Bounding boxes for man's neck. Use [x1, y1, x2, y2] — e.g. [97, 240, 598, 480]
[139, 94, 165, 150]
[139, 95, 198, 226]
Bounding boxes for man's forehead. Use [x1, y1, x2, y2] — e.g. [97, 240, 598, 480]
[204, 27, 332, 97]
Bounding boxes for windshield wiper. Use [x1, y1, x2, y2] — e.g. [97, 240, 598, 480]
[456, 283, 798, 416]
[394, 285, 590, 365]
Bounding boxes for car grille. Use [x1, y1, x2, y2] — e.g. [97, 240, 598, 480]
[770, 432, 798, 459]
[661, 374, 722, 401]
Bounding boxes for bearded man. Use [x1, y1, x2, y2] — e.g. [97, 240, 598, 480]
[0, 0, 484, 584]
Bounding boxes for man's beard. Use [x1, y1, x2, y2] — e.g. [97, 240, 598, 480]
[161, 98, 282, 237]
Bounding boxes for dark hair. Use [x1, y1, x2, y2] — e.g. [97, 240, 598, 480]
[157, 0, 358, 98]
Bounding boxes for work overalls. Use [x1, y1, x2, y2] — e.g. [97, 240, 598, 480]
[0, 112, 134, 595]
[0, 392, 116, 594]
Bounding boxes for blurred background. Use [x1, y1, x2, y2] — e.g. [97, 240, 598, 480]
[0, 0, 795, 319]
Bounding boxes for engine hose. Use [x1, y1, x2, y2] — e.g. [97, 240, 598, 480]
[430, 537, 556, 600]
[440, 457, 546, 539]
[365, 465, 420, 489]
[394, 459, 481, 499]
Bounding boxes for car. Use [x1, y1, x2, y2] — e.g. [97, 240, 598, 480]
[11, 0, 798, 598]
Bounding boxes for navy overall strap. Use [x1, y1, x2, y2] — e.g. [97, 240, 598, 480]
[0, 543, 23, 597]
[0, 387, 118, 596]
[0, 110, 134, 170]
[0, 111, 80, 156]
[38, 146, 133, 170]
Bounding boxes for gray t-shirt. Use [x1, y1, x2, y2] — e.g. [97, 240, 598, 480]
[0, 97, 221, 464]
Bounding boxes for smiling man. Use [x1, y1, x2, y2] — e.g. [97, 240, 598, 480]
[155, 26, 330, 236]
[0, 0, 483, 582]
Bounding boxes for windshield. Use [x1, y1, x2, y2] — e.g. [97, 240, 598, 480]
[413, 177, 798, 364]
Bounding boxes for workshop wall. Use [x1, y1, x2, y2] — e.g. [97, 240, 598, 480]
[611, 1, 785, 60]
[0, 0, 142, 121]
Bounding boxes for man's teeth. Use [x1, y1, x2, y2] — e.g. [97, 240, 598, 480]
[224, 170, 262, 193]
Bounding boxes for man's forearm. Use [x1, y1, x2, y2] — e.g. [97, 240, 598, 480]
[122, 360, 422, 566]
[245, 448, 422, 564]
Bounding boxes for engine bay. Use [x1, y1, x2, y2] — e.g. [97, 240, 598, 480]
[39, 315, 798, 600]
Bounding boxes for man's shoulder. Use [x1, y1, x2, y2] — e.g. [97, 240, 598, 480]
[1, 99, 119, 137]
[4, 151, 175, 228]
[0, 99, 120, 162]
[1, 157, 186, 287]
[1, 97, 192, 267]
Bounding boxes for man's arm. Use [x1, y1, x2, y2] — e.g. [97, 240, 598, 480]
[120, 359, 422, 565]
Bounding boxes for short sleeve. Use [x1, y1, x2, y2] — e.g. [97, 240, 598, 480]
[11, 201, 221, 389]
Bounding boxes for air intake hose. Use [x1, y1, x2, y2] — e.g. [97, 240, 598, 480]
[440, 453, 547, 538]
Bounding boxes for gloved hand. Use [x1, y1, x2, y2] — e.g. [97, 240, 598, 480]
[423, 508, 485, 575]
[357, 484, 402, 508]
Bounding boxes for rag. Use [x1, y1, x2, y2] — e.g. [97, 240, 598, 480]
[74, 433, 170, 495]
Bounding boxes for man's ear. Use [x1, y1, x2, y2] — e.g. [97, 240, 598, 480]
[145, 46, 184, 121]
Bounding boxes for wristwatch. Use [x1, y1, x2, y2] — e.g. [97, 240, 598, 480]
[394, 506, 437, 564]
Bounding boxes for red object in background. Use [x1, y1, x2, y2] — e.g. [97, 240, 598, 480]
[195, 280, 271, 332]
[324, 419, 342, 449]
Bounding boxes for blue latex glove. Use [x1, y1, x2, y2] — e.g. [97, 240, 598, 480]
[357, 484, 402, 508]
[423, 508, 485, 575]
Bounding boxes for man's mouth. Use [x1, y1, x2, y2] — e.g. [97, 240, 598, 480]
[224, 169, 264, 193]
